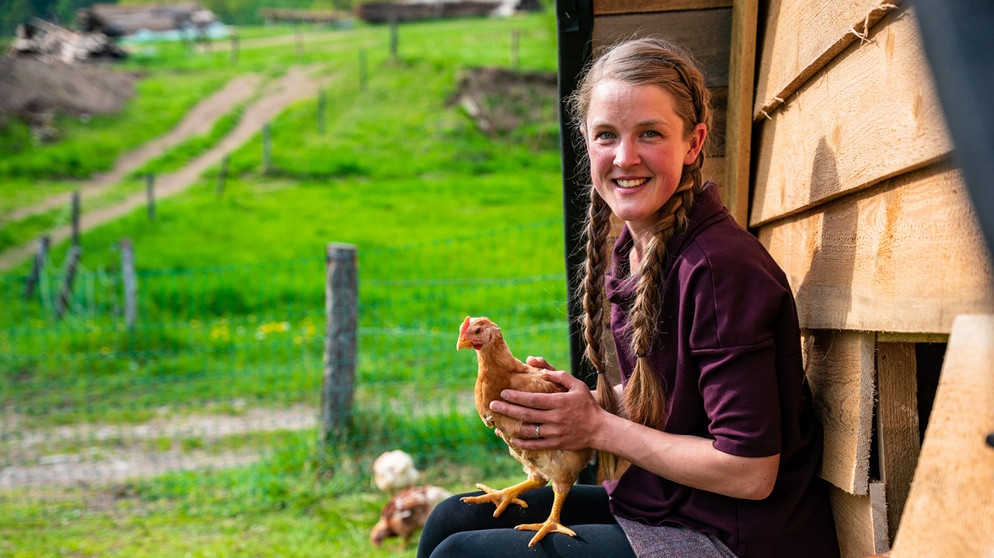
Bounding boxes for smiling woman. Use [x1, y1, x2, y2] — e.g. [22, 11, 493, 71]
[418, 36, 840, 558]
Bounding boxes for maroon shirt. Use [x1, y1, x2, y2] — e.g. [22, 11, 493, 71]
[604, 183, 839, 558]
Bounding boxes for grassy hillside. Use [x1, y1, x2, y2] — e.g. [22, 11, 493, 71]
[0, 12, 571, 557]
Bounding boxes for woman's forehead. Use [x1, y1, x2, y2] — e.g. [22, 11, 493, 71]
[586, 80, 681, 124]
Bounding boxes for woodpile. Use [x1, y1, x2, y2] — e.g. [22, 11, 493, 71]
[9, 17, 126, 63]
[76, 2, 217, 37]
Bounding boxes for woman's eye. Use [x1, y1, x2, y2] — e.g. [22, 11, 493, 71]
[595, 131, 616, 140]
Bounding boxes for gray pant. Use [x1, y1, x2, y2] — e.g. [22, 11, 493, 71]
[616, 516, 739, 558]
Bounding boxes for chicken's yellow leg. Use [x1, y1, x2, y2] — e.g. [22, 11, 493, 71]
[461, 478, 547, 517]
[514, 487, 576, 547]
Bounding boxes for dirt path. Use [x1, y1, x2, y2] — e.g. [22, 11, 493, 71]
[1, 404, 317, 488]
[0, 66, 334, 272]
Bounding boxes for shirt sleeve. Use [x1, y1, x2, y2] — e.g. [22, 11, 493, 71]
[680, 237, 791, 458]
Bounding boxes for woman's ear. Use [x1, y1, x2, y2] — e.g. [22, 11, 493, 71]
[683, 122, 707, 165]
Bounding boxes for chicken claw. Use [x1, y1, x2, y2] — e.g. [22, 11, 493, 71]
[461, 479, 545, 517]
[514, 487, 575, 547]
[515, 519, 577, 547]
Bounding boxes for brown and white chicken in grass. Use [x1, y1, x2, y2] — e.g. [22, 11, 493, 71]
[456, 315, 594, 547]
[370, 485, 452, 549]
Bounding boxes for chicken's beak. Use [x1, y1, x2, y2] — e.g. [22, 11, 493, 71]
[457, 316, 473, 350]
[457, 335, 475, 350]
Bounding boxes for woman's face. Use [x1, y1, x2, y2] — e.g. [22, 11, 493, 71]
[583, 79, 706, 241]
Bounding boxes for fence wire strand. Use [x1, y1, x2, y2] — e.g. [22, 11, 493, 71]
[0, 220, 570, 502]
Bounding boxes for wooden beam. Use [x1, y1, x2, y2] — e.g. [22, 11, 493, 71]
[805, 329, 875, 495]
[829, 481, 889, 558]
[753, 0, 903, 120]
[723, 0, 757, 226]
[750, 5, 952, 227]
[890, 315, 994, 558]
[593, 0, 730, 16]
[592, 8, 732, 87]
[875, 342, 919, 543]
[758, 164, 994, 334]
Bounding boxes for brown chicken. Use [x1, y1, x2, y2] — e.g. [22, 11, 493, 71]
[370, 485, 452, 549]
[456, 315, 594, 547]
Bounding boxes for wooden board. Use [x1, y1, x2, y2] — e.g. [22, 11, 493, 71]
[804, 329, 875, 495]
[753, 0, 903, 120]
[722, 0, 757, 226]
[750, 5, 952, 227]
[829, 481, 890, 558]
[592, 9, 731, 87]
[890, 315, 994, 558]
[594, 0, 730, 16]
[875, 342, 920, 542]
[758, 164, 994, 334]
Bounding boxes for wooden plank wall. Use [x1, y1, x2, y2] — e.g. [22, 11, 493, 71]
[889, 315, 994, 557]
[752, 1, 994, 556]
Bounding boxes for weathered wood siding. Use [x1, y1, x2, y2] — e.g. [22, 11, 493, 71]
[751, 1, 994, 556]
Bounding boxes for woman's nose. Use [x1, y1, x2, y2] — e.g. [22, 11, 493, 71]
[613, 138, 640, 168]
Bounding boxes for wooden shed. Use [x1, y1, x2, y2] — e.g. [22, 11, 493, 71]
[556, 1, 994, 556]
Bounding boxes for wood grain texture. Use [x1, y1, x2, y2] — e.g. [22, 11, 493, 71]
[890, 315, 994, 558]
[804, 329, 875, 495]
[723, 0, 757, 226]
[753, 0, 903, 119]
[593, 0, 730, 16]
[758, 164, 994, 334]
[829, 481, 890, 558]
[750, 5, 951, 227]
[875, 342, 920, 542]
[593, 9, 732, 87]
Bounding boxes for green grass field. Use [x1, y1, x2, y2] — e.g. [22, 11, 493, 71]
[0, 11, 576, 557]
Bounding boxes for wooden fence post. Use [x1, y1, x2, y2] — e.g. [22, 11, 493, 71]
[317, 89, 326, 135]
[262, 123, 272, 174]
[146, 173, 155, 220]
[121, 238, 137, 330]
[24, 235, 50, 300]
[230, 33, 239, 64]
[321, 243, 358, 442]
[71, 190, 80, 248]
[511, 28, 520, 69]
[216, 155, 229, 197]
[55, 245, 81, 320]
[389, 16, 398, 61]
[359, 48, 368, 91]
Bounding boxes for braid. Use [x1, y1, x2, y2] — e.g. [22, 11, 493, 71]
[582, 189, 611, 373]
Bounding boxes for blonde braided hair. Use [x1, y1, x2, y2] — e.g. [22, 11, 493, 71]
[569, 37, 713, 461]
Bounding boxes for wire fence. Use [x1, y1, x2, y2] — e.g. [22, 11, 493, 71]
[0, 220, 572, 500]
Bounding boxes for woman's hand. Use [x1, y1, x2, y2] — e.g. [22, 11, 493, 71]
[489, 368, 606, 452]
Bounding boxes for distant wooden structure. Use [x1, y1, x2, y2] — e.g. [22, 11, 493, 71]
[356, 0, 502, 23]
[260, 8, 349, 25]
[557, 1, 994, 557]
[77, 3, 217, 37]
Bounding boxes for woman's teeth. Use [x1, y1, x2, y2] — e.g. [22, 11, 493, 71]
[616, 178, 648, 188]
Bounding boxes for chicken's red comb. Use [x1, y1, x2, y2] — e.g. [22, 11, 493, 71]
[460, 316, 471, 337]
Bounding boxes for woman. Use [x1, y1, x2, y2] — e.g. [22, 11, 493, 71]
[417, 36, 840, 558]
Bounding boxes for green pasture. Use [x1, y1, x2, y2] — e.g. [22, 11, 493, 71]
[0, 11, 574, 557]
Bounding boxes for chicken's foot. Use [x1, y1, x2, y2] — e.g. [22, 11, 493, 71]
[461, 478, 546, 517]
[514, 488, 576, 547]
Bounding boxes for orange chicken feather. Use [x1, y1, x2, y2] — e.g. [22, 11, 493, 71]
[370, 485, 452, 549]
[456, 316, 594, 547]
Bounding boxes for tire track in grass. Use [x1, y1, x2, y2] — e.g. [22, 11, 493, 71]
[0, 66, 333, 272]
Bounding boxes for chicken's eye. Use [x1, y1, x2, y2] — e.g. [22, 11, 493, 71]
[474, 327, 482, 334]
